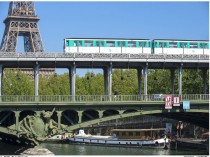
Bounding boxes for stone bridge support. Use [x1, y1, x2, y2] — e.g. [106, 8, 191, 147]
[56, 111, 63, 129]
[34, 64, 40, 101]
[103, 63, 112, 101]
[15, 111, 20, 131]
[78, 111, 83, 124]
[98, 110, 104, 119]
[69, 63, 76, 101]
[178, 65, 183, 96]
[143, 63, 148, 100]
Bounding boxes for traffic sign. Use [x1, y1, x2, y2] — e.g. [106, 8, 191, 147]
[183, 101, 190, 110]
[173, 96, 180, 106]
[165, 95, 172, 109]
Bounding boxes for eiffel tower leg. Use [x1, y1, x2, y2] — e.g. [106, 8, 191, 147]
[24, 35, 33, 52]
[0, 23, 18, 52]
[31, 32, 44, 52]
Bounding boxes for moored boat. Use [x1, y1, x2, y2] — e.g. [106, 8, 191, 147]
[69, 128, 169, 149]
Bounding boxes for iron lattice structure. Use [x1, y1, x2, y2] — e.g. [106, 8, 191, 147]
[0, 1, 44, 52]
[0, 1, 55, 78]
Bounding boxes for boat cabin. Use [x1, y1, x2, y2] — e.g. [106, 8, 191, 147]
[111, 128, 166, 140]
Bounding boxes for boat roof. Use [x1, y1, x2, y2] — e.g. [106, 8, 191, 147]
[111, 128, 166, 132]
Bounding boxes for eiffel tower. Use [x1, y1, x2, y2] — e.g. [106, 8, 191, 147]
[0, 1, 54, 78]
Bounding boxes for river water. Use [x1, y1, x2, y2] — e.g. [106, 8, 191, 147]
[41, 143, 208, 155]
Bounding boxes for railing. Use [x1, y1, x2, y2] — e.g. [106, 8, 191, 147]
[0, 52, 209, 60]
[0, 94, 209, 103]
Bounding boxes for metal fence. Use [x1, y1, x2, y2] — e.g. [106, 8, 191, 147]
[0, 94, 209, 103]
[0, 52, 209, 60]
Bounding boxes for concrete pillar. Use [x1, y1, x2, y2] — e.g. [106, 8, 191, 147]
[98, 110, 104, 119]
[137, 68, 142, 100]
[178, 65, 183, 96]
[170, 69, 175, 95]
[34, 64, 40, 101]
[78, 111, 83, 123]
[108, 63, 112, 101]
[103, 67, 108, 96]
[57, 111, 62, 129]
[15, 111, 20, 131]
[143, 64, 148, 98]
[202, 69, 207, 94]
[0, 65, 2, 100]
[69, 63, 76, 101]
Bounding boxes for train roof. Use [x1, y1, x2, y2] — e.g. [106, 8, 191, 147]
[64, 38, 209, 42]
[153, 39, 209, 42]
[64, 37, 150, 40]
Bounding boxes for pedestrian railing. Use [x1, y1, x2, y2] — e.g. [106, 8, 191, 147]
[0, 94, 208, 103]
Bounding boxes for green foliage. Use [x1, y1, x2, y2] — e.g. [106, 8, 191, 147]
[2, 68, 209, 95]
[3, 69, 34, 95]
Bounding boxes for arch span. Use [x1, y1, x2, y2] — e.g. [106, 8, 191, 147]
[67, 109, 208, 131]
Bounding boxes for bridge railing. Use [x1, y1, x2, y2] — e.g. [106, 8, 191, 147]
[0, 94, 209, 102]
[0, 52, 209, 60]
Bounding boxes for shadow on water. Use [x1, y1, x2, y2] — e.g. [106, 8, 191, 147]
[41, 143, 209, 155]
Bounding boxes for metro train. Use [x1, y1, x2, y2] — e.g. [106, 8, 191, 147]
[64, 38, 209, 55]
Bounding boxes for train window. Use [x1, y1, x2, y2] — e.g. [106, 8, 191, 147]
[75, 40, 82, 46]
[155, 42, 159, 48]
[180, 42, 187, 48]
[118, 41, 125, 47]
[84, 40, 93, 47]
[146, 41, 150, 48]
[128, 41, 136, 47]
[199, 43, 203, 48]
[96, 41, 104, 47]
[169, 42, 177, 48]
[159, 42, 163, 48]
[189, 42, 198, 48]
[106, 41, 115, 47]
[203, 43, 209, 49]
[140, 42, 146, 47]
[66, 40, 69, 46]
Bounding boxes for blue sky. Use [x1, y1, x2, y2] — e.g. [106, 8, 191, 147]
[0, 2, 209, 76]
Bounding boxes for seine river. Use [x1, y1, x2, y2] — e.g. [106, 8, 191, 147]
[41, 143, 208, 155]
[0, 141, 208, 155]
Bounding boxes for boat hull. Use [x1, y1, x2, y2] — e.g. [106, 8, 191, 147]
[69, 137, 169, 149]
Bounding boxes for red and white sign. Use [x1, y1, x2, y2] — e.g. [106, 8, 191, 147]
[165, 95, 172, 109]
[173, 96, 180, 106]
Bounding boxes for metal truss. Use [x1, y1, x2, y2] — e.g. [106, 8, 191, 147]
[0, 1, 44, 52]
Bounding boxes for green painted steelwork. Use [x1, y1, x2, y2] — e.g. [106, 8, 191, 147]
[67, 109, 209, 131]
[0, 94, 208, 103]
